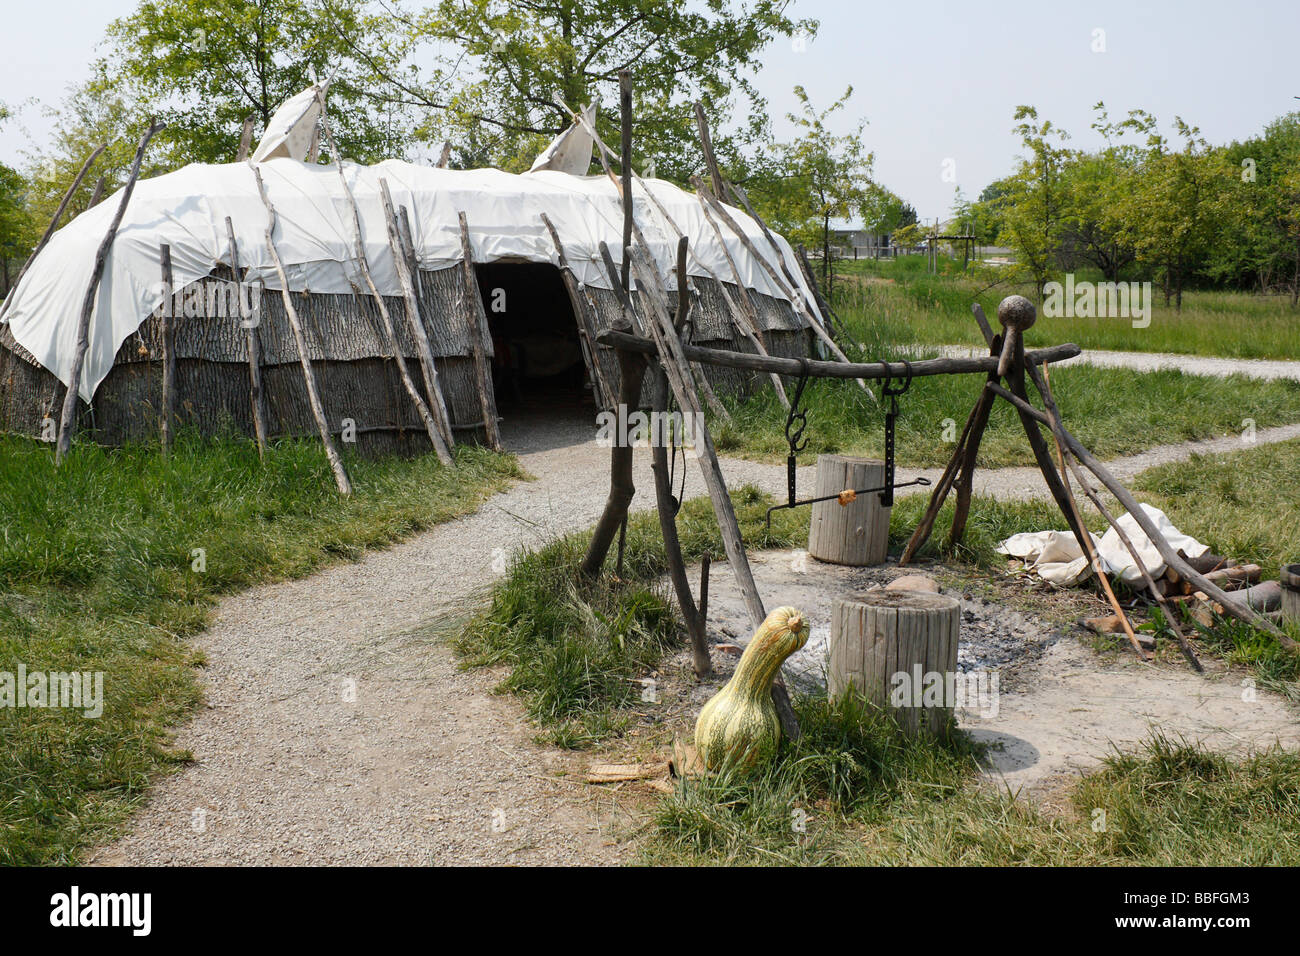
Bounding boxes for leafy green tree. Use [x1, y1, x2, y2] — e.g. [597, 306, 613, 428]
[998, 105, 1071, 295]
[750, 85, 880, 287]
[0, 104, 34, 295]
[1056, 103, 1138, 281]
[365, 0, 814, 175]
[97, 0, 410, 164]
[1218, 114, 1300, 301]
[1117, 115, 1231, 309]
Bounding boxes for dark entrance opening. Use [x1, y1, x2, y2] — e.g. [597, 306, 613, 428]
[476, 261, 592, 415]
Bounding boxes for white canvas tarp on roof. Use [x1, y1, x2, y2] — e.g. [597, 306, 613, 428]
[2, 158, 820, 401]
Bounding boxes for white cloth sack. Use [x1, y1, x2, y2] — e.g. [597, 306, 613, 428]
[996, 503, 1209, 587]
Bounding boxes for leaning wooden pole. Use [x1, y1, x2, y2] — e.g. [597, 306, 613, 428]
[55, 121, 163, 464]
[251, 163, 353, 495]
[692, 175, 870, 396]
[578, 254, 647, 580]
[541, 212, 616, 412]
[225, 216, 268, 457]
[158, 243, 176, 459]
[629, 243, 799, 739]
[455, 211, 504, 451]
[362, 180, 453, 463]
[618, 70, 634, 293]
[3, 142, 106, 315]
[993, 365, 1291, 644]
[312, 92, 454, 457]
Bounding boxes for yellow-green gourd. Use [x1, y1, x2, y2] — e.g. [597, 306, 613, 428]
[694, 606, 809, 771]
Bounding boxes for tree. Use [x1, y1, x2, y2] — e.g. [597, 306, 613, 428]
[355, 0, 815, 175]
[97, 0, 410, 165]
[0, 105, 34, 296]
[998, 105, 1071, 295]
[1217, 114, 1300, 301]
[1056, 103, 1138, 281]
[752, 85, 879, 288]
[1118, 116, 1231, 310]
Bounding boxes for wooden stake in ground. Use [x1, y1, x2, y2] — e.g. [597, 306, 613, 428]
[251, 163, 352, 495]
[158, 243, 177, 459]
[455, 212, 504, 451]
[56, 120, 163, 464]
[224, 216, 268, 457]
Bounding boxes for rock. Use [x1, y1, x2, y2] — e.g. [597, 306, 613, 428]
[885, 574, 940, 594]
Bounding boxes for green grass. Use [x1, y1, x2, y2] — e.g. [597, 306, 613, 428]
[0, 430, 522, 865]
[712, 359, 1300, 469]
[453, 486, 808, 748]
[644, 694, 1300, 865]
[836, 255, 1300, 360]
[1132, 438, 1300, 579]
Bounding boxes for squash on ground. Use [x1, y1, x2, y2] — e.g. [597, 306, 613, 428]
[694, 606, 808, 772]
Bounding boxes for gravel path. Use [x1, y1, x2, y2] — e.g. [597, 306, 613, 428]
[90, 403, 1300, 866]
[934, 345, 1300, 382]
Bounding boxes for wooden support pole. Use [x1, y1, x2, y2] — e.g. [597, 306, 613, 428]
[693, 101, 726, 199]
[556, 98, 764, 414]
[237, 114, 256, 162]
[649, 366, 712, 678]
[437, 140, 451, 169]
[3, 143, 106, 317]
[158, 243, 176, 459]
[56, 121, 163, 464]
[225, 216, 267, 457]
[541, 212, 615, 412]
[629, 243, 800, 739]
[456, 211, 504, 451]
[948, 333, 1001, 547]
[998, 362, 1292, 645]
[88, 175, 107, 210]
[619, 70, 633, 293]
[364, 180, 453, 463]
[692, 175, 873, 395]
[596, 328, 1081, 380]
[251, 163, 352, 495]
[692, 193, 791, 407]
[727, 181, 827, 333]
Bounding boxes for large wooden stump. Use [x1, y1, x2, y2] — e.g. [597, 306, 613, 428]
[807, 454, 890, 566]
[829, 590, 960, 737]
[1282, 564, 1300, 623]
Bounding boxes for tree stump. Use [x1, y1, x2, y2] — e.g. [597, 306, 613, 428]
[807, 454, 890, 566]
[829, 590, 961, 737]
[1282, 564, 1300, 624]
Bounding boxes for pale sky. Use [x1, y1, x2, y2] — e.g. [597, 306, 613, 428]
[2, 0, 1298, 221]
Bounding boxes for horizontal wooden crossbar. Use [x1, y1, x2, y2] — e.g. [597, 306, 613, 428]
[595, 329, 1082, 381]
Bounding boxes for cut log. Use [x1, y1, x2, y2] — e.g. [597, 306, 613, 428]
[1202, 564, 1261, 588]
[807, 455, 890, 566]
[829, 590, 961, 738]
